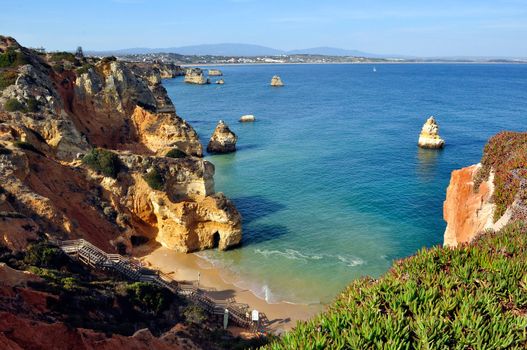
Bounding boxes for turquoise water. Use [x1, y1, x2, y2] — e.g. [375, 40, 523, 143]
[164, 64, 527, 304]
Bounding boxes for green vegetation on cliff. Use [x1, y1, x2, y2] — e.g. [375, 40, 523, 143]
[143, 167, 164, 190]
[0, 47, 29, 68]
[474, 132, 527, 221]
[0, 69, 17, 90]
[267, 222, 527, 349]
[82, 148, 122, 178]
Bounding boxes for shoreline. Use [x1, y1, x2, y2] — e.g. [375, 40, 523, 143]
[139, 246, 325, 334]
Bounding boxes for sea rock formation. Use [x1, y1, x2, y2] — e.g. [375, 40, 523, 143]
[239, 115, 256, 122]
[215, 79, 224, 85]
[418, 116, 445, 149]
[270, 75, 284, 87]
[208, 69, 223, 76]
[184, 68, 210, 85]
[207, 120, 237, 154]
[0, 36, 241, 253]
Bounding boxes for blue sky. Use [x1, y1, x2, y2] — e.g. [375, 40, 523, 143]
[1, 0, 526, 56]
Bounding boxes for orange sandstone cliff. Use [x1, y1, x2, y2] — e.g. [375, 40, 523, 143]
[443, 132, 527, 246]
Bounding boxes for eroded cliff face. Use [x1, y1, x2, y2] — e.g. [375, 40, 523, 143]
[443, 131, 527, 247]
[0, 36, 241, 253]
[443, 164, 509, 247]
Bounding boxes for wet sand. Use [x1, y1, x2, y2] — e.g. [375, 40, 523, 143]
[139, 246, 324, 334]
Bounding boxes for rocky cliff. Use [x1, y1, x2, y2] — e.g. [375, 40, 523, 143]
[443, 131, 527, 246]
[0, 36, 241, 253]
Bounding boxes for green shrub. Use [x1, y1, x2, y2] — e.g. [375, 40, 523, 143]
[50, 51, 76, 63]
[0, 70, 17, 90]
[24, 242, 68, 269]
[0, 48, 29, 68]
[125, 282, 172, 315]
[165, 148, 187, 159]
[183, 305, 206, 324]
[82, 148, 122, 178]
[143, 167, 164, 190]
[61, 277, 84, 292]
[267, 222, 527, 349]
[4, 98, 25, 112]
[13, 140, 43, 155]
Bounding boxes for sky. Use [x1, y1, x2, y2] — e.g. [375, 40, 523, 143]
[1, 0, 526, 57]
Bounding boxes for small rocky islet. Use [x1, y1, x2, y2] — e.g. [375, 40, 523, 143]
[207, 120, 237, 154]
[270, 75, 284, 87]
[418, 116, 445, 149]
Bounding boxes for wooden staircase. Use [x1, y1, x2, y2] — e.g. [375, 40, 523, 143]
[55, 239, 268, 331]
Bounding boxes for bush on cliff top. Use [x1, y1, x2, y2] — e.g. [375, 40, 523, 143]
[0, 48, 29, 68]
[473, 131, 527, 221]
[82, 148, 122, 178]
[267, 222, 527, 349]
[49, 51, 76, 63]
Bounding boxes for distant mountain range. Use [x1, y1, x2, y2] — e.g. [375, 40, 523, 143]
[87, 43, 402, 58]
[85, 43, 526, 61]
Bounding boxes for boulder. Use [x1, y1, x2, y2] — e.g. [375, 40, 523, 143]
[207, 120, 237, 154]
[270, 75, 284, 87]
[418, 116, 445, 149]
[239, 115, 256, 122]
[208, 69, 223, 76]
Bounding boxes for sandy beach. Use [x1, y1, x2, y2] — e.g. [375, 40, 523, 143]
[138, 246, 324, 334]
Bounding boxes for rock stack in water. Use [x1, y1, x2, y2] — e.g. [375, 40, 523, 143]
[207, 120, 237, 153]
[184, 68, 210, 85]
[418, 116, 445, 149]
[270, 75, 284, 87]
[208, 69, 223, 76]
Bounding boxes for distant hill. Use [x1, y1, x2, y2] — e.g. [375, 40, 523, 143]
[87, 43, 393, 58]
[169, 43, 284, 56]
[287, 46, 382, 57]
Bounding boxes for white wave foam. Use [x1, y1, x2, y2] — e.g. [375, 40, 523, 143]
[336, 255, 365, 267]
[254, 248, 323, 262]
[254, 248, 364, 267]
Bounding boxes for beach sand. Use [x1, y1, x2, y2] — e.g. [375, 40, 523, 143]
[138, 246, 324, 334]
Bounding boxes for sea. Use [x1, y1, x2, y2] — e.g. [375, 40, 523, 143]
[163, 63, 527, 305]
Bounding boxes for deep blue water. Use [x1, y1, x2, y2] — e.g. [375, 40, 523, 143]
[164, 64, 527, 304]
